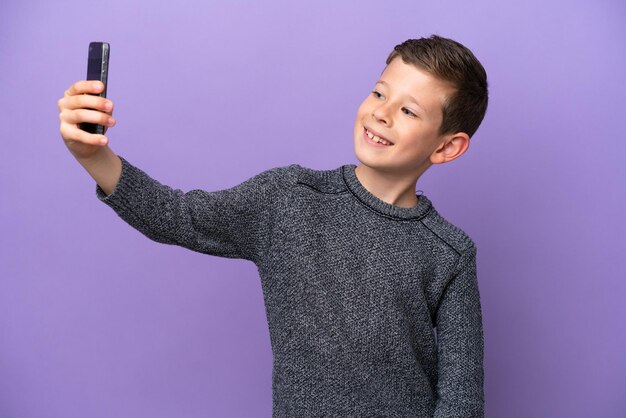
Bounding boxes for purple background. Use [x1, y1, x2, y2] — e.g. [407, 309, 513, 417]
[1, 1, 625, 417]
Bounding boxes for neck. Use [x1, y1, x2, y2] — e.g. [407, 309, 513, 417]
[354, 164, 425, 208]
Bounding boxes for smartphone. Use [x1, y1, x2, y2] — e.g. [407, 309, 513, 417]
[80, 42, 110, 134]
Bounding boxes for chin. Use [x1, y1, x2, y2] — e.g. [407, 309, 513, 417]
[353, 146, 390, 172]
[353, 137, 386, 167]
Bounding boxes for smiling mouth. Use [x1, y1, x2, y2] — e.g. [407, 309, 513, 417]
[364, 128, 394, 146]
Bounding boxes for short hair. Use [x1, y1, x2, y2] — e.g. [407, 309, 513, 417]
[386, 35, 488, 138]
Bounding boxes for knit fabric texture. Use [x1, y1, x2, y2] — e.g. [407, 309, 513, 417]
[96, 156, 485, 417]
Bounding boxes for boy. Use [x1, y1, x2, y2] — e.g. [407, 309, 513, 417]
[58, 34, 488, 417]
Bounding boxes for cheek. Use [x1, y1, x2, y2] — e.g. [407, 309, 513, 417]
[354, 109, 365, 131]
[356, 99, 371, 118]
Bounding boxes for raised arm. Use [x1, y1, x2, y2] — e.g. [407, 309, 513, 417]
[434, 245, 485, 417]
[59, 80, 292, 264]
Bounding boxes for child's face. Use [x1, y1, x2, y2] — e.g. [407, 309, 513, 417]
[353, 57, 454, 176]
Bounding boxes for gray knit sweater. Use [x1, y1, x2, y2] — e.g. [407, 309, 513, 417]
[96, 156, 485, 417]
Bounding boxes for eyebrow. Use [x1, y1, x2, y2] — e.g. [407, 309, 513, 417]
[375, 80, 427, 115]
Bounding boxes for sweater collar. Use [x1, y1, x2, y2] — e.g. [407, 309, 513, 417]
[341, 164, 432, 220]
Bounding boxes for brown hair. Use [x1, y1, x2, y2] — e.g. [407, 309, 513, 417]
[386, 35, 488, 138]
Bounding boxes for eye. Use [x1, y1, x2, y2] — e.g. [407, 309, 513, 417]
[371, 90, 384, 99]
[402, 107, 417, 117]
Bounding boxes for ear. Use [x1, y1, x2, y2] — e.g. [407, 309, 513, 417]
[430, 132, 470, 165]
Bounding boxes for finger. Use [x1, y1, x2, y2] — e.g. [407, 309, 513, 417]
[65, 80, 104, 97]
[59, 94, 113, 113]
[60, 123, 109, 146]
[61, 108, 115, 127]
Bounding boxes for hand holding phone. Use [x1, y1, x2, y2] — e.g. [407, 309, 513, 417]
[58, 41, 115, 162]
[57, 41, 120, 194]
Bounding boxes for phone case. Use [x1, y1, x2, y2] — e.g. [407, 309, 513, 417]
[80, 42, 110, 135]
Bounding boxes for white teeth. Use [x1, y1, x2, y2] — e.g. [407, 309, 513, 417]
[366, 129, 390, 145]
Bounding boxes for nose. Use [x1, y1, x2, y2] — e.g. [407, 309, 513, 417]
[372, 102, 392, 126]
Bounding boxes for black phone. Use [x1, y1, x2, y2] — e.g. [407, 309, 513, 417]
[80, 42, 110, 134]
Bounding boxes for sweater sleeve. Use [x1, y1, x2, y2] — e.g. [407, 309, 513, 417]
[433, 245, 485, 418]
[95, 156, 289, 264]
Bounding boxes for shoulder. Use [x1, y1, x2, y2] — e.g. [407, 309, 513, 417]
[259, 163, 347, 194]
[419, 202, 476, 256]
[239, 163, 301, 189]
